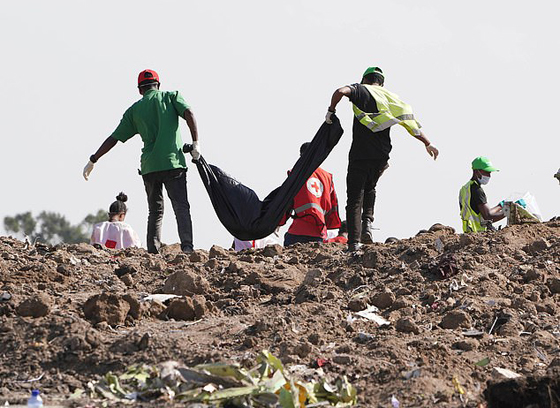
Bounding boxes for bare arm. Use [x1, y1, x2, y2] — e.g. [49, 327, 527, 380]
[414, 130, 439, 160]
[478, 203, 505, 222]
[183, 109, 198, 142]
[91, 136, 118, 162]
[328, 86, 352, 112]
[414, 130, 431, 147]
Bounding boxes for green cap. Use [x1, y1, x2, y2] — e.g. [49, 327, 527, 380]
[362, 66, 384, 78]
[471, 156, 499, 172]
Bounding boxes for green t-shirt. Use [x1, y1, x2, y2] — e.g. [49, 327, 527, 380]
[110, 89, 190, 175]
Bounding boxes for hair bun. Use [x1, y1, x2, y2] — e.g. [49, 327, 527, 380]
[116, 192, 128, 202]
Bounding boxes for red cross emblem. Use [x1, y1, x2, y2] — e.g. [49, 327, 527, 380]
[306, 177, 324, 198]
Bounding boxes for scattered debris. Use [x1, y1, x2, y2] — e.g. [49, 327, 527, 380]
[141, 294, 181, 303]
[475, 358, 490, 367]
[1, 220, 559, 406]
[492, 367, 522, 379]
[355, 305, 390, 326]
[85, 350, 357, 406]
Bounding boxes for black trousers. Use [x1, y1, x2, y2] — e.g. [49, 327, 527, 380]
[142, 168, 193, 253]
[346, 159, 387, 245]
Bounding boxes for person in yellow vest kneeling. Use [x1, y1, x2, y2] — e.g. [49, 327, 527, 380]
[459, 157, 505, 233]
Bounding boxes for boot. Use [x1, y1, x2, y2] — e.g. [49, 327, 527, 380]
[346, 242, 363, 252]
[361, 220, 374, 244]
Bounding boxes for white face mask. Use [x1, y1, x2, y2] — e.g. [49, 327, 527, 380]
[478, 175, 490, 185]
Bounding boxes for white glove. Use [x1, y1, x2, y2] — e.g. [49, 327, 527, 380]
[426, 144, 439, 160]
[325, 109, 335, 124]
[191, 141, 201, 161]
[83, 160, 95, 181]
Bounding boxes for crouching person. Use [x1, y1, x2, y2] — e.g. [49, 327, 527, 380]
[280, 142, 342, 246]
[91, 192, 141, 249]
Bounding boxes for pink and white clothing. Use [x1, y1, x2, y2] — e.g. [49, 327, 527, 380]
[233, 232, 281, 252]
[91, 221, 141, 249]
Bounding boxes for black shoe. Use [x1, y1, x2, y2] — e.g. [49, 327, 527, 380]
[361, 221, 374, 244]
[346, 242, 363, 252]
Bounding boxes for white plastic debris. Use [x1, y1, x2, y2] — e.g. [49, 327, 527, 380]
[355, 306, 390, 326]
[492, 367, 521, 379]
[462, 330, 485, 337]
[142, 294, 181, 303]
[69, 256, 81, 265]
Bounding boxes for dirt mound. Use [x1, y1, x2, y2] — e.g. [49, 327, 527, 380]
[16, 293, 52, 318]
[83, 293, 132, 326]
[161, 269, 211, 295]
[0, 221, 559, 406]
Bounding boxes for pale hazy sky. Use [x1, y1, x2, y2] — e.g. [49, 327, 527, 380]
[1, 1, 559, 249]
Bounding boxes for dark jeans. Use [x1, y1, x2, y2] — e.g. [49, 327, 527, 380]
[346, 159, 387, 245]
[284, 232, 323, 246]
[142, 168, 193, 254]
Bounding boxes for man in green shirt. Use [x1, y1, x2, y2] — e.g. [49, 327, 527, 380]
[83, 69, 200, 254]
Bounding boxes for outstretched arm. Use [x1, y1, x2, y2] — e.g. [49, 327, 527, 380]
[325, 86, 351, 124]
[83, 136, 118, 181]
[91, 136, 118, 162]
[414, 130, 439, 160]
[328, 86, 352, 112]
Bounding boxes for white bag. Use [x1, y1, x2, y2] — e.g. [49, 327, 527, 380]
[503, 192, 543, 225]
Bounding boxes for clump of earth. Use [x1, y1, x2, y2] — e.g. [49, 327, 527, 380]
[1, 220, 560, 407]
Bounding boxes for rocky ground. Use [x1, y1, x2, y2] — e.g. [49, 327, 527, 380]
[1, 221, 560, 407]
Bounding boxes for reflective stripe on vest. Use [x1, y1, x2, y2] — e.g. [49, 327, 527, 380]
[352, 84, 421, 137]
[294, 202, 326, 215]
[459, 180, 486, 233]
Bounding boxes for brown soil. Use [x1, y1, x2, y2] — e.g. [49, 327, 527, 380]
[1, 221, 560, 407]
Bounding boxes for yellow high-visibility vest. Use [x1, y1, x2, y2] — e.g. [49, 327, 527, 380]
[352, 84, 421, 137]
[459, 180, 486, 233]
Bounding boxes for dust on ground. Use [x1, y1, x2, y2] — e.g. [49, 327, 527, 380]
[1, 221, 560, 407]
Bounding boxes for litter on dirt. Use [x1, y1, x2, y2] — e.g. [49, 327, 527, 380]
[1, 220, 560, 406]
[85, 350, 357, 406]
[355, 305, 390, 326]
[492, 367, 522, 379]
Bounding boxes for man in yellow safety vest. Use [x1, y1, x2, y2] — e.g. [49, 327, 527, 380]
[459, 156, 505, 233]
[326, 66, 439, 251]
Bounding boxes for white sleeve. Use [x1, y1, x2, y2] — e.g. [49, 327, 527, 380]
[90, 224, 102, 245]
[121, 223, 141, 248]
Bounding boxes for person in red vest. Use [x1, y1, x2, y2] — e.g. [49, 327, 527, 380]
[280, 143, 341, 246]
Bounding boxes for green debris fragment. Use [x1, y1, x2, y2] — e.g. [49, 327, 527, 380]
[315, 376, 357, 406]
[475, 357, 490, 367]
[85, 350, 358, 406]
[195, 363, 251, 382]
[118, 364, 153, 384]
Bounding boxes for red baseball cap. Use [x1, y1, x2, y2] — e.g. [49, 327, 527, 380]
[138, 69, 160, 86]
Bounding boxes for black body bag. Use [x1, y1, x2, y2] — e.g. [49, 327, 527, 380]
[188, 116, 343, 241]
